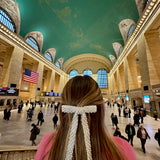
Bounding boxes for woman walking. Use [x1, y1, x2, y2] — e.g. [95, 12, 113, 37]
[137, 125, 150, 153]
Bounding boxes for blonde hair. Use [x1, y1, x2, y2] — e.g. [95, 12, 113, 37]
[44, 76, 124, 160]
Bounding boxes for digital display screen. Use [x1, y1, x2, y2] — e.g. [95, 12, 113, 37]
[45, 92, 49, 96]
[126, 95, 129, 101]
[144, 95, 150, 103]
[0, 87, 7, 95]
[6, 88, 19, 96]
[49, 92, 54, 96]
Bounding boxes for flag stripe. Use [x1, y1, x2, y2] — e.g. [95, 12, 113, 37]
[24, 69, 39, 84]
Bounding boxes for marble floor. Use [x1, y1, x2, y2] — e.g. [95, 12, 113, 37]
[0, 104, 160, 160]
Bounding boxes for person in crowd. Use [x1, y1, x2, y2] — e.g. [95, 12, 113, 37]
[123, 107, 126, 117]
[125, 107, 129, 118]
[125, 123, 136, 146]
[111, 113, 115, 126]
[154, 128, 160, 147]
[35, 75, 137, 160]
[118, 106, 121, 117]
[18, 104, 22, 113]
[128, 108, 131, 118]
[52, 113, 58, 128]
[4, 107, 11, 120]
[26, 100, 29, 107]
[137, 125, 150, 153]
[133, 112, 140, 127]
[3, 107, 7, 120]
[139, 109, 144, 123]
[37, 110, 44, 126]
[153, 110, 158, 120]
[27, 108, 33, 121]
[30, 123, 40, 146]
[113, 127, 128, 141]
[40, 102, 43, 108]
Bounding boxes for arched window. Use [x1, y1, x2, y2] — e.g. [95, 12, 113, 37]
[45, 52, 52, 62]
[0, 8, 16, 32]
[97, 69, 108, 88]
[25, 36, 40, 51]
[119, 46, 123, 55]
[55, 61, 61, 68]
[69, 70, 78, 79]
[83, 69, 92, 77]
[127, 25, 135, 39]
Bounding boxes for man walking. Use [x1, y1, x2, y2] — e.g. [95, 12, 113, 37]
[125, 123, 136, 146]
[37, 110, 44, 126]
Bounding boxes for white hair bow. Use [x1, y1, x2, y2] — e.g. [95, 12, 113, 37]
[62, 105, 97, 160]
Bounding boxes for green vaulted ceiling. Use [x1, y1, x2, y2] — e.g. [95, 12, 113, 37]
[16, 0, 139, 62]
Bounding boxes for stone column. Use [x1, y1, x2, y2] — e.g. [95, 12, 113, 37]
[0, 46, 24, 88]
[137, 34, 151, 110]
[49, 70, 55, 91]
[30, 62, 44, 100]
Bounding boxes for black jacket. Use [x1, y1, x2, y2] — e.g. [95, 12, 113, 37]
[125, 125, 136, 136]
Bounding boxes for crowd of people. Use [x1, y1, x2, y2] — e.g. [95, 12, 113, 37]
[3, 99, 60, 146]
[108, 101, 160, 154]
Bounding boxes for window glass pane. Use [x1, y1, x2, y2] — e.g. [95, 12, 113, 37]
[83, 69, 92, 77]
[119, 46, 123, 55]
[55, 61, 61, 68]
[26, 37, 39, 51]
[127, 25, 135, 39]
[70, 70, 78, 79]
[45, 52, 52, 62]
[0, 9, 15, 32]
[97, 69, 108, 88]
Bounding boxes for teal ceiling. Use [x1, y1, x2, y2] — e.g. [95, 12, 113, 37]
[16, 0, 139, 62]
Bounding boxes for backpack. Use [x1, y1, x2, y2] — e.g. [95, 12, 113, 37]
[36, 127, 40, 135]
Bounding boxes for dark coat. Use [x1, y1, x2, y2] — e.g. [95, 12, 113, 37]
[53, 115, 58, 123]
[155, 131, 160, 142]
[133, 114, 140, 123]
[114, 130, 121, 137]
[30, 127, 39, 141]
[137, 127, 150, 139]
[37, 112, 43, 120]
[125, 125, 136, 136]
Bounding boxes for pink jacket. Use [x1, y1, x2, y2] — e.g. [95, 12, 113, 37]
[34, 132, 137, 160]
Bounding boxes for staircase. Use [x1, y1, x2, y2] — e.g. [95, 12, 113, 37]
[0, 145, 37, 160]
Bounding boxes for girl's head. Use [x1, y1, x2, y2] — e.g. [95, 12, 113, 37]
[61, 75, 103, 107]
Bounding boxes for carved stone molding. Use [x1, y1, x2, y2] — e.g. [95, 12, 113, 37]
[44, 48, 56, 62]
[0, 0, 20, 34]
[119, 19, 136, 43]
[56, 58, 64, 69]
[109, 55, 116, 65]
[112, 42, 123, 58]
[25, 31, 43, 52]
[63, 54, 112, 74]
[135, 0, 148, 17]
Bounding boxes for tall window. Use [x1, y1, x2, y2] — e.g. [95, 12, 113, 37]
[83, 69, 92, 77]
[0, 8, 16, 32]
[119, 46, 123, 55]
[127, 25, 135, 39]
[26, 36, 39, 51]
[45, 52, 52, 62]
[70, 70, 78, 79]
[55, 61, 61, 68]
[97, 69, 108, 88]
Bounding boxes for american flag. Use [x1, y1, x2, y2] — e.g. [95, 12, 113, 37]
[24, 69, 39, 84]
